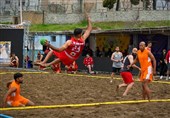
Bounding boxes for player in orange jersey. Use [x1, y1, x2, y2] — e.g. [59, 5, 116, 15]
[130, 42, 156, 101]
[3, 73, 34, 107]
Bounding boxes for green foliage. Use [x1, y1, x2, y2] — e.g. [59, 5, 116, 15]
[130, 0, 140, 5]
[103, 0, 116, 10]
[30, 21, 170, 32]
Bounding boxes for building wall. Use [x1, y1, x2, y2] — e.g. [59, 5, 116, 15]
[45, 10, 170, 24]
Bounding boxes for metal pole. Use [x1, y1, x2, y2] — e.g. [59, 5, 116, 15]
[20, 0, 23, 23]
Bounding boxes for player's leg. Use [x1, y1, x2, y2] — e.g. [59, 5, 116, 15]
[40, 58, 61, 67]
[123, 82, 134, 96]
[143, 80, 152, 101]
[87, 65, 92, 73]
[166, 64, 170, 80]
[142, 83, 146, 100]
[39, 50, 53, 64]
[111, 67, 116, 82]
[20, 96, 34, 106]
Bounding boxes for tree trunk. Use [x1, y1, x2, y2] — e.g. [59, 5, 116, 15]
[153, 0, 156, 10]
[116, 0, 120, 11]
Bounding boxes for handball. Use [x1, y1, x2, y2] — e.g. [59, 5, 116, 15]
[40, 39, 46, 45]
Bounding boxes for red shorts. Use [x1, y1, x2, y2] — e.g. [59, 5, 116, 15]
[53, 51, 75, 66]
[120, 72, 134, 84]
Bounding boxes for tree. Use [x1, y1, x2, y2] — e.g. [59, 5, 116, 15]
[152, 0, 157, 10]
[103, 0, 117, 10]
[116, 0, 120, 11]
[130, 0, 140, 5]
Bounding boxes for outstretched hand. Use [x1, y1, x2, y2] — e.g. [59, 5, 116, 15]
[85, 12, 91, 21]
[44, 40, 50, 47]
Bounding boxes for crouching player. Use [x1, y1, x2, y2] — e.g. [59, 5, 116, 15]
[3, 73, 34, 107]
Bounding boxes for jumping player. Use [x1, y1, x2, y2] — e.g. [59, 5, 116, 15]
[3, 73, 34, 107]
[130, 42, 156, 101]
[117, 48, 141, 96]
[37, 15, 92, 67]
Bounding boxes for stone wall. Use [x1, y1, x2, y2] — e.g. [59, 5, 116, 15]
[1, 10, 169, 24]
[45, 10, 170, 24]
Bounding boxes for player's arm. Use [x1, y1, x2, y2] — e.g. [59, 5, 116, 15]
[82, 16, 92, 41]
[128, 55, 140, 70]
[46, 40, 71, 52]
[15, 56, 19, 63]
[40, 55, 43, 61]
[119, 52, 123, 62]
[148, 51, 156, 75]
[128, 55, 139, 68]
[3, 87, 16, 107]
[111, 53, 118, 62]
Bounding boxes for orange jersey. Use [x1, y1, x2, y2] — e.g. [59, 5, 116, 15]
[7, 81, 21, 101]
[7, 81, 29, 107]
[137, 49, 153, 81]
[137, 49, 152, 71]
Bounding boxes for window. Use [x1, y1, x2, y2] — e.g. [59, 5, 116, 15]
[5, 0, 10, 4]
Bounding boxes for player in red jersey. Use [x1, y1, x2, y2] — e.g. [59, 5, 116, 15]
[37, 16, 92, 67]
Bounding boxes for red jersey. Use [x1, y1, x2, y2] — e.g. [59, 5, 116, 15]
[166, 50, 170, 63]
[83, 57, 94, 66]
[64, 37, 85, 60]
[53, 37, 85, 66]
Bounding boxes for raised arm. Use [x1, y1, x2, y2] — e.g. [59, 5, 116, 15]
[45, 40, 72, 52]
[82, 16, 92, 41]
[148, 51, 156, 75]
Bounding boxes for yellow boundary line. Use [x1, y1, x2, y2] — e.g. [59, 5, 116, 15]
[63, 73, 170, 85]
[1, 72, 49, 74]
[0, 72, 170, 84]
[0, 99, 170, 111]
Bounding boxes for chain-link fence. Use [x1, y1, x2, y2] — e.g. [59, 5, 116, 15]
[0, 0, 169, 24]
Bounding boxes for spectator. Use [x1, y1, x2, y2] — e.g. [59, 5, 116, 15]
[82, 43, 93, 56]
[9, 53, 19, 68]
[35, 51, 43, 63]
[159, 49, 167, 79]
[83, 54, 95, 74]
[96, 47, 102, 57]
[65, 61, 78, 74]
[146, 41, 152, 52]
[165, 50, 170, 80]
[101, 47, 106, 57]
[111, 46, 123, 80]
[106, 48, 112, 57]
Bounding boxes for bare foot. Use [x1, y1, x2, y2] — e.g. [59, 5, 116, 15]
[39, 63, 49, 67]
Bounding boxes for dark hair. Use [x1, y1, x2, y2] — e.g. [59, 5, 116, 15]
[147, 41, 152, 44]
[14, 73, 23, 80]
[74, 28, 83, 36]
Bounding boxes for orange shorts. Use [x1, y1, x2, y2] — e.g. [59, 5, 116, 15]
[140, 66, 153, 82]
[7, 96, 29, 107]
